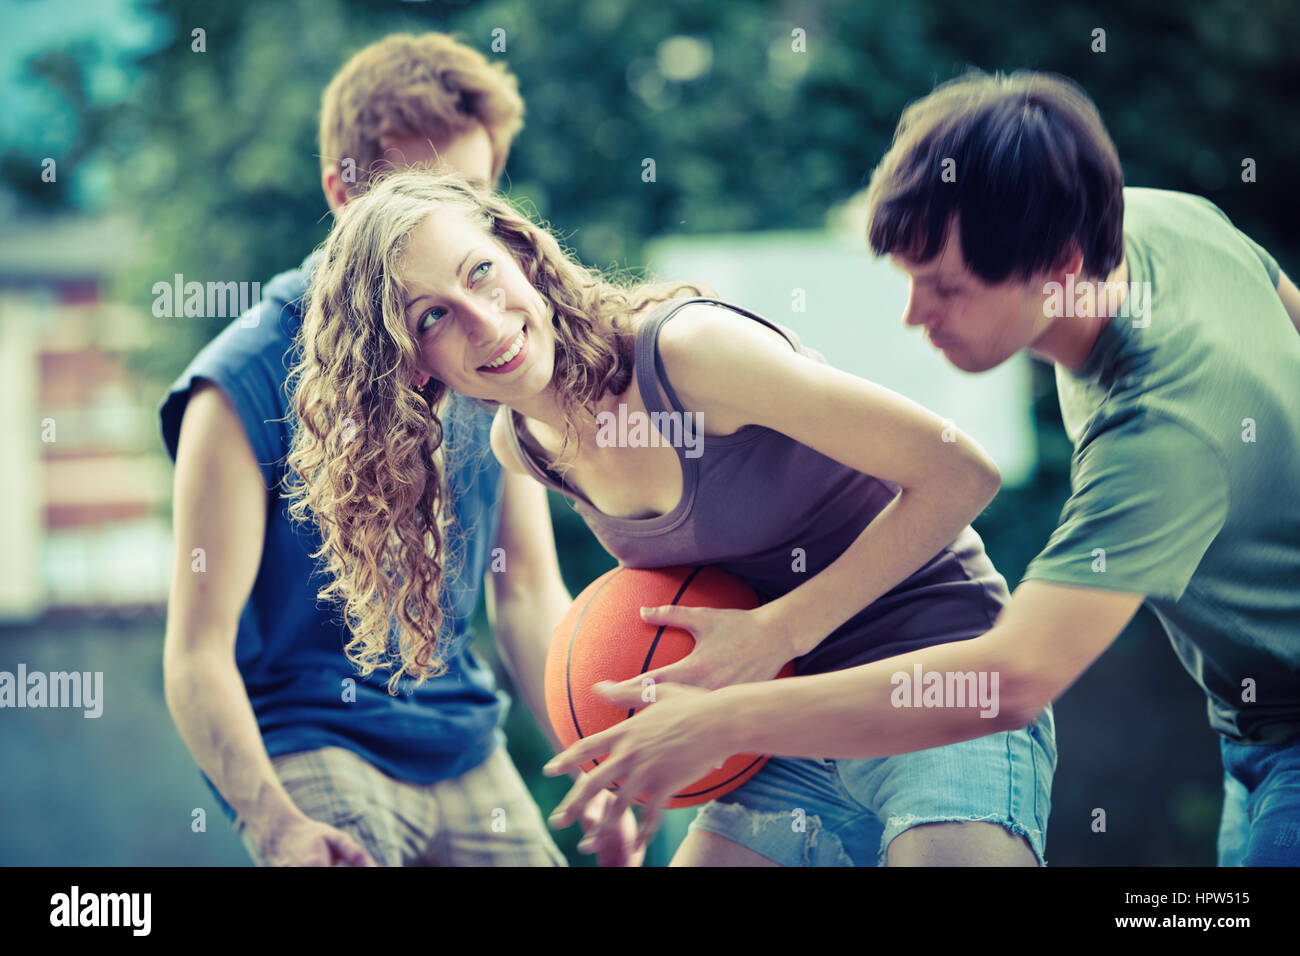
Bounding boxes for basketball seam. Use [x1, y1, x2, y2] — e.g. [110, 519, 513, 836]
[674, 755, 766, 798]
[565, 569, 622, 760]
[632, 566, 702, 720]
[564, 566, 766, 803]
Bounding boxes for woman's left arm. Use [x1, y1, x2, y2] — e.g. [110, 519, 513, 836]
[634, 303, 1001, 684]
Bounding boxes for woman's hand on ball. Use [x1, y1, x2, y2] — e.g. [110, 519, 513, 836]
[543, 680, 729, 852]
[628, 604, 794, 691]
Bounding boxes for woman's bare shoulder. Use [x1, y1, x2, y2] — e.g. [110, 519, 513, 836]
[488, 404, 531, 476]
[656, 299, 792, 363]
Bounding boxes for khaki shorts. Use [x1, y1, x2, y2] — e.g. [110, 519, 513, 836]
[232, 744, 566, 866]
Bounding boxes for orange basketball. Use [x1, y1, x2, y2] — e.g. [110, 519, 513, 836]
[545, 565, 795, 808]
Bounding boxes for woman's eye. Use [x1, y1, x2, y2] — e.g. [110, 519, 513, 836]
[419, 307, 446, 332]
[936, 286, 959, 299]
[471, 260, 492, 282]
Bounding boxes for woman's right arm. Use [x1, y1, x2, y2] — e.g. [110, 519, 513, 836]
[486, 408, 643, 866]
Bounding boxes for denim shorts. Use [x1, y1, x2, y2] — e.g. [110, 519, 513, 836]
[1217, 733, 1300, 866]
[688, 706, 1057, 866]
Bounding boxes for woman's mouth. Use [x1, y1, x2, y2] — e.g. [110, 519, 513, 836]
[479, 327, 528, 374]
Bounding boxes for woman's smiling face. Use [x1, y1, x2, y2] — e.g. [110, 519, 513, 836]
[400, 206, 556, 400]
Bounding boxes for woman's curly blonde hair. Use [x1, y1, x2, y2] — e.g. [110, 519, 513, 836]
[286, 169, 711, 693]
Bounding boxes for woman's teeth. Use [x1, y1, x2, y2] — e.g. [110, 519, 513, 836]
[482, 329, 525, 369]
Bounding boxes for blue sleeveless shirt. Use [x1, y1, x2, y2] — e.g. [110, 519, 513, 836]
[159, 254, 507, 824]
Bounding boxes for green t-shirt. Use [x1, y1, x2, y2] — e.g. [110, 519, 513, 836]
[1023, 187, 1300, 745]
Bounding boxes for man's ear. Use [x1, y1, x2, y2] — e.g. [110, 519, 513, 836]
[1050, 240, 1085, 281]
[322, 166, 349, 212]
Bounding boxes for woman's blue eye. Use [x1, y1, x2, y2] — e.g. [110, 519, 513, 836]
[472, 260, 492, 281]
[419, 307, 446, 332]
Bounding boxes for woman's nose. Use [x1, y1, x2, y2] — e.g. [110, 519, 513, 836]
[459, 300, 506, 345]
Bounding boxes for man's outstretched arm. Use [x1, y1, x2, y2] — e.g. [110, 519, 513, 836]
[721, 580, 1145, 759]
[544, 580, 1143, 842]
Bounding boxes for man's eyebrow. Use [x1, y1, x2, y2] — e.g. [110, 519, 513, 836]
[891, 255, 938, 281]
[914, 265, 962, 285]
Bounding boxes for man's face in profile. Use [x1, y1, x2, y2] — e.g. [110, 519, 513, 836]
[891, 216, 1058, 373]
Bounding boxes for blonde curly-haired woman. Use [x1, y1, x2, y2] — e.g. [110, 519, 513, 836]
[287, 169, 1056, 867]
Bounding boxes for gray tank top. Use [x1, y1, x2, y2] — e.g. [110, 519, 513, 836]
[506, 297, 1009, 674]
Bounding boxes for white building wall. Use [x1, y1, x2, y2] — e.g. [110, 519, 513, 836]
[0, 293, 45, 619]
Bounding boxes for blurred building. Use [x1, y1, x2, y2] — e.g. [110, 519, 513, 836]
[0, 215, 171, 618]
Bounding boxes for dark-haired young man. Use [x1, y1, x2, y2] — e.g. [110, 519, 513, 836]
[546, 70, 1300, 867]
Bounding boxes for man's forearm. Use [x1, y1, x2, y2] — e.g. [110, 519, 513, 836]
[163, 646, 306, 835]
[718, 628, 1032, 759]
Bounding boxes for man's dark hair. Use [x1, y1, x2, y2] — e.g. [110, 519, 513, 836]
[866, 70, 1124, 282]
